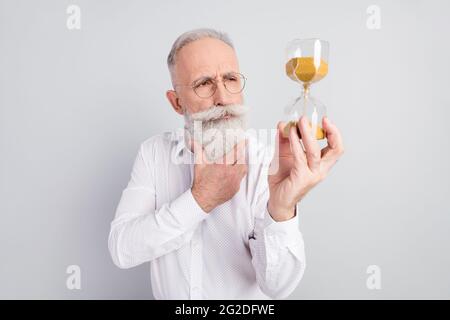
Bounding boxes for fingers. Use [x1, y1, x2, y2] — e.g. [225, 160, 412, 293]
[235, 139, 248, 165]
[218, 138, 248, 177]
[289, 122, 307, 165]
[323, 116, 344, 152]
[220, 138, 247, 165]
[320, 116, 345, 173]
[225, 140, 247, 180]
[298, 116, 321, 172]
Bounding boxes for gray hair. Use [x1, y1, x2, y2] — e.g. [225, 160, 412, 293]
[167, 28, 234, 86]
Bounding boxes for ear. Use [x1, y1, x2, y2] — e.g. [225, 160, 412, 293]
[166, 90, 184, 115]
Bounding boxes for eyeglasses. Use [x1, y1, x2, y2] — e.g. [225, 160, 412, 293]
[175, 72, 246, 98]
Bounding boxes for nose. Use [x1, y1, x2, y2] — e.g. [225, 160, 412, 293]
[212, 81, 233, 106]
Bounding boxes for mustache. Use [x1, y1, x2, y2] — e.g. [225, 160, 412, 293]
[186, 104, 249, 123]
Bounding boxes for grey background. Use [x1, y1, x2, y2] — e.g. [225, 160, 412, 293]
[1, 0, 449, 299]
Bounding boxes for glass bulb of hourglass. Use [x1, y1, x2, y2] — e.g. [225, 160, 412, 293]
[283, 38, 329, 140]
[283, 86, 327, 139]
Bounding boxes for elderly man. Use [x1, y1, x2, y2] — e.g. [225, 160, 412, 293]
[108, 28, 344, 300]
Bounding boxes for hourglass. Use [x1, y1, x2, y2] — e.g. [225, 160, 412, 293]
[283, 38, 329, 140]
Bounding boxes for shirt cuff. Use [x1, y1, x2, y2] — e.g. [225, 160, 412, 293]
[262, 202, 302, 246]
[263, 202, 299, 231]
[167, 188, 209, 228]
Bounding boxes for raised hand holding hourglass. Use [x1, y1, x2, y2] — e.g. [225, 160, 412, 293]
[267, 38, 345, 223]
[283, 38, 329, 140]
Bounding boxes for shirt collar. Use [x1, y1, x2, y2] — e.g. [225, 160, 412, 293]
[173, 128, 193, 160]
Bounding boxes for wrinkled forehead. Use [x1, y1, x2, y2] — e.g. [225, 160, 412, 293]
[174, 38, 240, 85]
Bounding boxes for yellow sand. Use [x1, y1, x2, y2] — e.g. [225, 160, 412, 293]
[282, 120, 325, 140]
[286, 57, 328, 83]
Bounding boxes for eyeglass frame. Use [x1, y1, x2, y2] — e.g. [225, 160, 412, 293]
[173, 71, 247, 98]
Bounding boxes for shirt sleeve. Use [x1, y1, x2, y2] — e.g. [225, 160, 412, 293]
[248, 145, 306, 299]
[108, 142, 208, 269]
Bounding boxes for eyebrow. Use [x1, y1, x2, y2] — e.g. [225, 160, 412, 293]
[191, 71, 238, 86]
[192, 75, 213, 86]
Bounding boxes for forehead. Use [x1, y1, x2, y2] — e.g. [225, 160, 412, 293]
[174, 37, 240, 83]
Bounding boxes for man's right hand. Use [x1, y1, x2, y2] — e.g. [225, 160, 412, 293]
[190, 139, 248, 213]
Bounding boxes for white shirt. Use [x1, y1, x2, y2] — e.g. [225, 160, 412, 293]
[108, 129, 306, 300]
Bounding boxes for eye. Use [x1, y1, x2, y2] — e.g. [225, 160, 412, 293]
[195, 79, 213, 88]
[225, 72, 242, 82]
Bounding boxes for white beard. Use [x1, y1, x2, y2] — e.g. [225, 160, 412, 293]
[184, 104, 249, 162]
